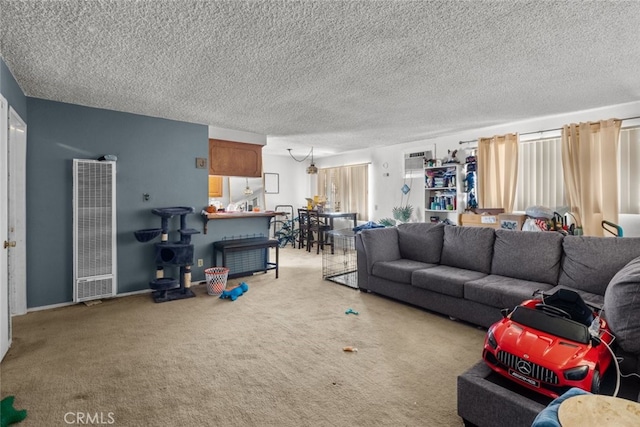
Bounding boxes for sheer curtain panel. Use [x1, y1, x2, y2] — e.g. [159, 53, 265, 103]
[477, 133, 519, 212]
[561, 119, 622, 236]
[317, 164, 368, 220]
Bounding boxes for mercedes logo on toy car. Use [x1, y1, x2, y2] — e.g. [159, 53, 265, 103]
[517, 360, 532, 375]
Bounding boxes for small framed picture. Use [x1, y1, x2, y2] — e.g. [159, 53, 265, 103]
[264, 173, 279, 194]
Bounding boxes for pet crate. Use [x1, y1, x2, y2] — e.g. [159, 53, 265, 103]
[322, 229, 358, 288]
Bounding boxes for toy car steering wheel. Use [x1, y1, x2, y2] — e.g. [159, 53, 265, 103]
[535, 303, 572, 319]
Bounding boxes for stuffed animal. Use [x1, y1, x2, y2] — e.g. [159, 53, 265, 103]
[1, 396, 27, 427]
[444, 149, 459, 164]
[219, 282, 249, 301]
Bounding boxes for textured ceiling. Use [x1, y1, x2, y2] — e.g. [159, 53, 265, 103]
[1, 1, 640, 156]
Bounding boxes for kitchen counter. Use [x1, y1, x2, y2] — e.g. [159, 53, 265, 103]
[201, 211, 283, 234]
[204, 211, 279, 220]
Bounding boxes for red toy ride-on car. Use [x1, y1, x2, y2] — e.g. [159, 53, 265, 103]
[482, 288, 615, 399]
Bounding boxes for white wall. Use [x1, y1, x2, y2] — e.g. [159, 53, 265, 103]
[314, 101, 640, 235]
[262, 153, 309, 212]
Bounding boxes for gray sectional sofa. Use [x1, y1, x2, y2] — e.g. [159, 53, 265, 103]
[355, 222, 640, 401]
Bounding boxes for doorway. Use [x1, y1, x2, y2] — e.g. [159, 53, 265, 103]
[8, 107, 27, 315]
[1, 95, 9, 360]
[0, 101, 27, 362]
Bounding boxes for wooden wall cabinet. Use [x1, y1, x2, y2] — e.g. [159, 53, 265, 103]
[208, 175, 223, 198]
[209, 139, 263, 177]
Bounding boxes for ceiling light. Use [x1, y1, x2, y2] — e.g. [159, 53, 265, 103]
[288, 147, 318, 174]
[243, 178, 254, 196]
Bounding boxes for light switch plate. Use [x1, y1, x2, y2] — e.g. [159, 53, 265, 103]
[195, 157, 207, 169]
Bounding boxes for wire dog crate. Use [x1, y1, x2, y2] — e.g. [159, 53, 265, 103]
[322, 229, 358, 288]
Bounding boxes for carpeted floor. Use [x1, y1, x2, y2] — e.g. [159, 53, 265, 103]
[0, 247, 486, 426]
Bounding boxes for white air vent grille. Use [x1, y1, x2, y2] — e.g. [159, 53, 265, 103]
[76, 277, 114, 301]
[73, 160, 117, 302]
[404, 151, 426, 171]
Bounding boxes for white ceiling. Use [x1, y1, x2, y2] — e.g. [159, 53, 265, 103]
[1, 1, 639, 156]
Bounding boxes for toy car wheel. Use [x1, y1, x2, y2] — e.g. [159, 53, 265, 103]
[591, 369, 600, 394]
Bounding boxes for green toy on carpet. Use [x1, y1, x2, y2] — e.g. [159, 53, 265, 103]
[0, 396, 27, 426]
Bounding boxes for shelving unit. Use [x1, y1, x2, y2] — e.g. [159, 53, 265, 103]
[424, 164, 463, 224]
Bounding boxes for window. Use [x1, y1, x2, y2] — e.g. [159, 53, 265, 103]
[513, 126, 640, 214]
[620, 127, 640, 214]
[317, 164, 368, 220]
[514, 137, 565, 212]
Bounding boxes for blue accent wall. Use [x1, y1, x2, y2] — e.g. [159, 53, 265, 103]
[26, 98, 209, 307]
[0, 56, 27, 121]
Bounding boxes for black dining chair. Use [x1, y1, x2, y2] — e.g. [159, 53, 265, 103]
[297, 208, 311, 250]
[306, 210, 332, 254]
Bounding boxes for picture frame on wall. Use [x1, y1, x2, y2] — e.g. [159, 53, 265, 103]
[264, 172, 279, 194]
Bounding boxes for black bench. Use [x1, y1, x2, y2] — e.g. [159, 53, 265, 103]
[213, 237, 279, 279]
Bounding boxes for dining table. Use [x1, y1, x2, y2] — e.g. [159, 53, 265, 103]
[298, 209, 358, 254]
[299, 209, 358, 231]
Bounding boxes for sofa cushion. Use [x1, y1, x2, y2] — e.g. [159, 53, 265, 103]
[603, 256, 640, 354]
[491, 229, 563, 285]
[360, 227, 401, 274]
[371, 259, 436, 284]
[412, 265, 486, 298]
[464, 275, 555, 310]
[440, 225, 495, 274]
[559, 236, 640, 296]
[397, 222, 445, 264]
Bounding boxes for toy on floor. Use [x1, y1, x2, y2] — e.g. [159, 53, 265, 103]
[345, 308, 359, 315]
[343, 346, 358, 352]
[482, 289, 614, 399]
[220, 282, 249, 301]
[1, 396, 27, 427]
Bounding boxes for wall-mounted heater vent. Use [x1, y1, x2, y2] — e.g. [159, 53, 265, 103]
[404, 151, 426, 172]
[73, 159, 117, 302]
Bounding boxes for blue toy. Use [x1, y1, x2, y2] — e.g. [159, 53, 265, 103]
[345, 308, 359, 315]
[220, 282, 249, 301]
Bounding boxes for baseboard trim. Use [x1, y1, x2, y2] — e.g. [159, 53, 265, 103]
[27, 288, 155, 312]
[27, 301, 75, 312]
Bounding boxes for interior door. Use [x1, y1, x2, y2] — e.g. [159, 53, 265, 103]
[1, 95, 10, 361]
[8, 107, 27, 316]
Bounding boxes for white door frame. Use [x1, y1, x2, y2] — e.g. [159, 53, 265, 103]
[8, 107, 27, 316]
[1, 94, 10, 361]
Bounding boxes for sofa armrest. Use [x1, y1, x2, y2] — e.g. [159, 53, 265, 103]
[359, 227, 401, 274]
[603, 255, 640, 355]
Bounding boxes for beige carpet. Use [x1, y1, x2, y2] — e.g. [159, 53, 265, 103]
[1, 247, 485, 426]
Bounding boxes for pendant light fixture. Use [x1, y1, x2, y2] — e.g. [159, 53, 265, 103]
[287, 147, 318, 174]
[306, 148, 318, 174]
[243, 178, 254, 196]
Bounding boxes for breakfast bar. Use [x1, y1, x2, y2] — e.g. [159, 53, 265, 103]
[201, 211, 281, 278]
[200, 211, 280, 235]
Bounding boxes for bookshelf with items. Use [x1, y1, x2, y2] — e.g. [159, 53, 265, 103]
[424, 164, 463, 224]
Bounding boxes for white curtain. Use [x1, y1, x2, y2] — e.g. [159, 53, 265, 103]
[477, 133, 519, 212]
[561, 119, 622, 236]
[317, 164, 368, 221]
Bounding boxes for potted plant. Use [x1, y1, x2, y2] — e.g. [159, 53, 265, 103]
[379, 204, 414, 227]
